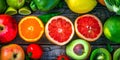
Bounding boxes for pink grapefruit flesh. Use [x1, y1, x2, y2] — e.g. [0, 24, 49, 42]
[75, 14, 102, 42]
[45, 16, 74, 45]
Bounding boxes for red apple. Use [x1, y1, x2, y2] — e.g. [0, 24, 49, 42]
[0, 44, 25, 60]
[0, 14, 17, 43]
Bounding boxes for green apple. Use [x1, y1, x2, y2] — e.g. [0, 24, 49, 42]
[7, 0, 25, 9]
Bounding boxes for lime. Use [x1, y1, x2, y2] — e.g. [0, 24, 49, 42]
[18, 6, 31, 15]
[104, 15, 120, 43]
[5, 7, 17, 15]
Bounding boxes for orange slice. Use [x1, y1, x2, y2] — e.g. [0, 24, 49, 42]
[18, 16, 44, 42]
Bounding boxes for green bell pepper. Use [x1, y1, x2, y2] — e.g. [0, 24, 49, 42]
[0, 0, 7, 13]
[33, 0, 60, 11]
[30, 1, 37, 11]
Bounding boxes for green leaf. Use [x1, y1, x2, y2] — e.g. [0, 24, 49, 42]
[25, 52, 32, 60]
[116, 6, 120, 15]
[28, 52, 32, 57]
[56, 1, 65, 8]
[25, 55, 30, 60]
[108, 0, 115, 5]
[106, 44, 113, 53]
[105, 0, 114, 11]
[115, 0, 120, 7]
[38, 12, 61, 23]
[62, 58, 65, 60]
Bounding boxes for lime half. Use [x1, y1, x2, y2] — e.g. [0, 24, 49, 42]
[18, 6, 31, 15]
[5, 7, 17, 15]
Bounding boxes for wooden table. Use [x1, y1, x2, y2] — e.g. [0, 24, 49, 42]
[0, 1, 120, 60]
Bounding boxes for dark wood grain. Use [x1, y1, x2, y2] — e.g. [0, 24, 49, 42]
[0, 1, 120, 60]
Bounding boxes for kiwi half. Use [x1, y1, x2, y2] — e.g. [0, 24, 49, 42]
[66, 39, 91, 60]
[113, 48, 120, 60]
[90, 48, 111, 60]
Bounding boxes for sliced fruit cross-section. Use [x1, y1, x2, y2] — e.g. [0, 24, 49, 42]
[66, 39, 91, 60]
[113, 48, 120, 60]
[75, 14, 102, 42]
[90, 48, 111, 60]
[45, 16, 74, 45]
[18, 16, 44, 42]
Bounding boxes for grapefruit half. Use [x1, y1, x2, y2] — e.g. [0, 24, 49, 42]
[74, 14, 102, 42]
[45, 16, 74, 45]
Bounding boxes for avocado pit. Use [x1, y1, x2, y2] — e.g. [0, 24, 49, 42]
[73, 44, 84, 55]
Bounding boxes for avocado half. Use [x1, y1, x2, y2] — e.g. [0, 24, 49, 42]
[113, 48, 120, 60]
[66, 39, 91, 60]
[90, 48, 111, 60]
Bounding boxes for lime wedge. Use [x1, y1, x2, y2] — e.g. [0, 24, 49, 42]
[5, 7, 17, 15]
[18, 6, 31, 15]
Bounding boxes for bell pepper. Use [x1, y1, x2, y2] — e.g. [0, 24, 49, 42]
[33, 0, 60, 11]
[105, 0, 120, 15]
[0, 0, 7, 13]
[30, 1, 37, 11]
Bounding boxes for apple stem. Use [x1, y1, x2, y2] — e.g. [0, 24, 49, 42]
[0, 26, 4, 31]
[13, 53, 17, 58]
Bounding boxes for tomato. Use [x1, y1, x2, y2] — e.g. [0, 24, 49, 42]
[27, 44, 43, 59]
[57, 55, 70, 60]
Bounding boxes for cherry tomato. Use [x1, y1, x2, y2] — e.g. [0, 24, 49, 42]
[27, 44, 43, 59]
[57, 55, 70, 60]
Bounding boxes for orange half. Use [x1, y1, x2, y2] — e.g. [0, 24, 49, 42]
[18, 16, 44, 42]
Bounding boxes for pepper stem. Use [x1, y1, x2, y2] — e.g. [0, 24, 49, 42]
[62, 58, 64, 60]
